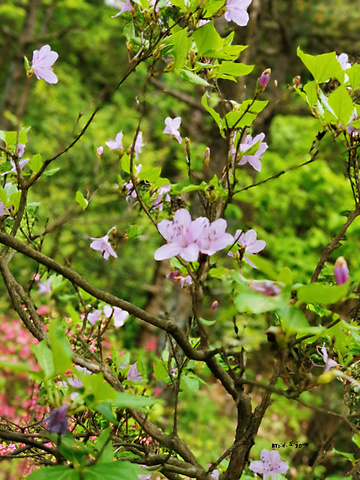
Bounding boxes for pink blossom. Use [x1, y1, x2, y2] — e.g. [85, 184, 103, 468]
[127, 362, 142, 382]
[154, 209, 207, 262]
[234, 229, 266, 254]
[103, 305, 129, 327]
[88, 309, 102, 325]
[167, 270, 193, 288]
[90, 227, 117, 259]
[196, 218, 234, 256]
[38, 278, 52, 295]
[96, 146, 103, 158]
[133, 131, 145, 157]
[163, 117, 182, 144]
[238, 133, 268, 172]
[0, 202, 7, 217]
[31, 45, 58, 84]
[224, 0, 252, 27]
[1, 158, 29, 176]
[17, 144, 26, 158]
[151, 184, 171, 211]
[106, 131, 123, 150]
[259, 68, 271, 89]
[315, 343, 339, 372]
[336, 53, 351, 71]
[249, 280, 281, 296]
[334, 256, 349, 285]
[249, 449, 288, 480]
[112, 0, 134, 17]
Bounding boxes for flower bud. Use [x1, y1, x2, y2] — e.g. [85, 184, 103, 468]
[334, 256, 349, 285]
[259, 68, 271, 90]
[293, 76, 301, 88]
[204, 147, 210, 167]
[96, 146, 103, 158]
[211, 300, 218, 310]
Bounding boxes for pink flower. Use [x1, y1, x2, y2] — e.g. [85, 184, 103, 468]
[112, 0, 134, 17]
[167, 270, 193, 288]
[96, 146, 103, 158]
[224, 0, 252, 27]
[238, 133, 268, 172]
[336, 53, 351, 71]
[249, 449, 288, 480]
[31, 45, 58, 84]
[259, 68, 271, 89]
[196, 218, 234, 256]
[234, 229, 266, 254]
[334, 256, 349, 285]
[17, 144, 26, 158]
[1, 158, 29, 176]
[151, 184, 171, 211]
[316, 343, 339, 372]
[38, 278, 52, 295]
[88, 309, 102, 325]
[163, 117, 182, 144]
[0, 202, 7, 217]
[103, 305, 129, 327]
[249, 280, 281, 296]
[127, 362, 142, 382]
[106, 132, 123, 150]
[90, 227, 117, 260]
[133, 131, 145, 157]
[154, 209, 207, 262]
[41, 405, 69, 435]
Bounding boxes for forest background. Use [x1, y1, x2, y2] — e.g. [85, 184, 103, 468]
[1, 0, 360, 479]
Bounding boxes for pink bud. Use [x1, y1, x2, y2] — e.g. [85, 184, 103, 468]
[211, 300, 218, 310]
[259, 68, 271, 89]
[334, 256, 349, 285]
[96, 146, 103, 158]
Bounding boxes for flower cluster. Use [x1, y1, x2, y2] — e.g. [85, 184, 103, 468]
[88, 304, 129, 327]
[154, 209, 233, 262]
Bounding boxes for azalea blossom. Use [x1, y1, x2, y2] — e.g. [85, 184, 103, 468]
[0, 202, 6, 217]
[123, 164, 142, 202]
[17, 143, 26, 158]
[106, 131, 123, 150]
[88, 309, 102, 325]
[42, 405, 69, 435]
[167, 270, 193, 288]
[196, 218, 234, 256]
[103, 305, 129, 327]
[334, 256, 349, 285]
[238, 133, 268, 172]
[127, 362, 142, 382]
[234, 229, 266, 254]
[133, 131, 145, 157]
[163, 117, 182, 144]
[249, 449, 289, 480]
[315, 343, 339, 372]
[112, 0, 134, 17]
[224, 0, 252, 27]
[336, 53, 351, 83]
[90, 227, 117, 259]
[31, 45, 59, 84]
[38, 278, 52, 295]
[1, 158, 29, 176]
[151, 184, 171, 211]
[154, 208, 207, 262]
[249, 280, 281, 296]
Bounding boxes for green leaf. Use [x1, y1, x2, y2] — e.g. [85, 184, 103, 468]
[75, 190, 88, 209]
[181, 375, 199, 391]
[234, 289, 290, 314]
[48, 319, 74, 375]
[218, 61, 254, 78]
[154, 361, 169, 382]
[296, 282, 348, 305]
[303, 81, 318, 106]
[201, 94, 221, 127]
[171, 181, 208, 194]
[27, 466, 80, 480]
[278, 267, 293, 285]
[29, 153, 43, 173]
[83, 461, 140, 480]
[193, 21, 223, 56]
[202, 0, 225, 17]
[180, 69, 210, 86]
[199, 317, 216, 326]
[327, 85, 354, 124]
[31, 340, 55, 380]
[166, 28, 191, 71]
[297, 48, 344, 83]
[138, 166, 161, 183]
[279, 306, 310, 335]
[4, 130, 28, 147]
[347, 64, 360, 89]
[245, 255, 278, 280]
[332, 448, 355, 462]
[82, 373, 117, 405]
[113, 392, 156, 409]
[43, 167, 60, 176]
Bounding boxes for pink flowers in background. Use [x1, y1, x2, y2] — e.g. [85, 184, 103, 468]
[224, 0, 252, 27]
[106, 131, 123, 150]
[249, 449, 289, 479]
[334, 256, 349, 285]
[154, 208, 233, 262]
[237, 133, 268, 172]
[163, 117, 182, 144]
[90, 227, 117, 259]
[31, 45, 59, 84]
